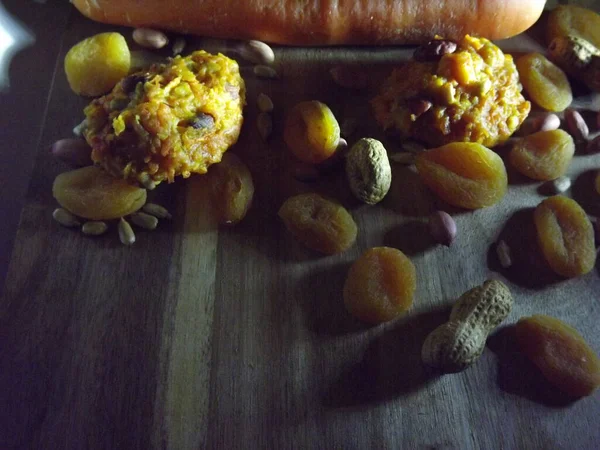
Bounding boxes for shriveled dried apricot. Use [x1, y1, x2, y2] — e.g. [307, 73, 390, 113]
[509, 130, 574, 181]
[278, 193, 357, 254]
[516, 315, 600, 398]
[284, 101, 341, 164]
[415, 142, 507, 209]
[343, 247, 416, 324]
[547, 4, 600, 49]
[205, 152, 255, 225]
[516, 53, 572, 112]
[53, 166, 146, 220]
[534, 196, 596, 277]
[64, 32, 130, 97]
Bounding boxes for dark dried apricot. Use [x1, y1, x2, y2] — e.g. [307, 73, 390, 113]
[516, 53, 572, 112]
[516, 315, 600, 397]
[343, 247, 416, 324]
[206, 152, 254, 225]
[509, 130, 574, 181]
[415, 142, 507, 209]
[534, 196, 596, 277]
[53, 166, 146, 220]
[278, 193, 357, 254]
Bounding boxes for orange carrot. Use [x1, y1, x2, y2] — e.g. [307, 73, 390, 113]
[71, 0, 546, 46]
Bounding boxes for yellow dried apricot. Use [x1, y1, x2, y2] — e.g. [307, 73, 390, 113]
[283, 101, 341, 164]
[547, 4, 600, 49]
[515, 53, 572, 112]
[516, 315, 600, 398]
[278, 193, 357, 254]
[534, 196, 596, 278]
[509, 130, 575, 181]
[415, 142, 507, 209]
[65, 32, 131, 97]
[343, 247, 416, 324]
[53, 166, 146, 220]
[205, 152, 255, 225]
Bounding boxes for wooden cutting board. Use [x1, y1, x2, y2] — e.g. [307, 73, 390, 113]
[1, 3, 599, 449]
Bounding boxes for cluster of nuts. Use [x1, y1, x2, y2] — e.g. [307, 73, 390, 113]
[52, 202, 171, 246]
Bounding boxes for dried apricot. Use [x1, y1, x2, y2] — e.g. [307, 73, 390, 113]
[65, 32, 130, 97]
[284, 101, 341, 164]
[415, 142, 507, 209]
[278, 193, 357, 254]
[516, 53, 572, 112]
[516, 315, 600, 398]
[343, 247, 416, 324]
[53, 166, 146, 220]
[509, 130, 575, 181]
[205, 152, 254, 225]
[534, 196, 596, 277]
[547, 4, 600, 49]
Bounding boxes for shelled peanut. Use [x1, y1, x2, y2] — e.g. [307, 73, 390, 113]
[534, 196, 596, 278]
[278, 193, 357, 254]
[343, 247, 416, 324]
[422, 280, 513, 373]
[509, 130, 574, 181]
[516, 315, 600, 397]
[415, 142, 507, 209]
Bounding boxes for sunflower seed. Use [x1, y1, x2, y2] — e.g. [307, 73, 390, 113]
[253, 65, 278, 79]
[132, 28, 168, 49]
[236, 40, 275, 65]
[142, 203, 172, 219]
[118, 218, 136, 246]
[496, 240, 513, 268]
[53, 208, 80, 227]
[81, 221, 108, 236]
[72, 118, 87, 137]
[550, 176, 572, 194]
[257, 93, 274, 112]
[130, 212, 159, 230]
[538, 113, 561, 132]
[138, 173, 156, 190]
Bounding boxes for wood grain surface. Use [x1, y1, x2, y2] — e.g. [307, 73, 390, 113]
[1, 3, 599, 450]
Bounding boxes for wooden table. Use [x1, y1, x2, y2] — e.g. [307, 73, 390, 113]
[1, 2, 599, 449]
